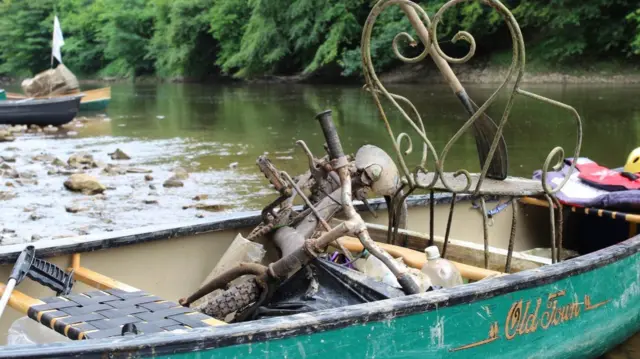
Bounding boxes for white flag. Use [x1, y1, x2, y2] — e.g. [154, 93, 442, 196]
[52, 16, 64, 64]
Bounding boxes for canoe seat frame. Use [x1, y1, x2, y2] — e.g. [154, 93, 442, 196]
[0, 254, 225, 341]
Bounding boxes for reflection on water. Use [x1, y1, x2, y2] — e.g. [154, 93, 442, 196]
[104, 82, 640, 175]
[1, 82, 639, 241]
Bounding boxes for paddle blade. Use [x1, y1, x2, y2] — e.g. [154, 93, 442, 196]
[457, 92, 509, 180]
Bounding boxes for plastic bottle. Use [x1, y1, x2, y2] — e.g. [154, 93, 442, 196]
[420, 246, 463, 288]
[362, 253, 401, 288]
[7, 316, 70, 345]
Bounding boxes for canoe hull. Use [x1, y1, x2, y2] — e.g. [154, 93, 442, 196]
[0, 196, 637, 358]
[79, 98, 109, 112]
[6, 87, 110, 112]
[0, 95, 82, 126]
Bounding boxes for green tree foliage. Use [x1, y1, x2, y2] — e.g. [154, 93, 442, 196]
[98, 0, 155, 77]
[149, 0, 218, 79]
[0, 0, 638, 78]
[512, 0, 637, 61]
[0, 0, 57, 75]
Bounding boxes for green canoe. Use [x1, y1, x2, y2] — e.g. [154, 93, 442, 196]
[0, 194, 636, 358]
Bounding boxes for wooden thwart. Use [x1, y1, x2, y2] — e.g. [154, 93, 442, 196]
[338, 237, 503, 281]
[68, 254, 138, 292]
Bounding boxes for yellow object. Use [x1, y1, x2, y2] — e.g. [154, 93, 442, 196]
[624, 147, 640, 173]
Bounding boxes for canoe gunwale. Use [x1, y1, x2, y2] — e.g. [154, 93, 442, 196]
[1, 193, 637, 358]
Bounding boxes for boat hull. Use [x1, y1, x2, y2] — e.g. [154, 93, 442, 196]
[6, 87, 110, 112]
[79, 98, 109, 112]
[0, 95, 82, 126]
[0, 195, 636, 358]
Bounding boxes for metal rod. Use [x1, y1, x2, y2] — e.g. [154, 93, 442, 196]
[505, 198, 518, 273]
[281, 171, 352, 261]
[429, 190, 435, 247]
[552, 196, 563, 261]
[545, 194, 557, 263]
[441, 193, 457, 258]
[480, 197, 490, 269]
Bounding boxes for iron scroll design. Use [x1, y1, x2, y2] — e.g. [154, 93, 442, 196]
[360, 0, 583, 197]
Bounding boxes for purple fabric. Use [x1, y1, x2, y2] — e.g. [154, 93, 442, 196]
[533, 158, 640, 210]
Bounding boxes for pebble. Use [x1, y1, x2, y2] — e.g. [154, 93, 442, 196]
[193, 194, 209, 201]
[31, 234, 42, 241]
[43, 125, 59, 133]
[65, 204, 88, 213]
[109, 148, 131, 160]
[163, 178, 184, 188]
[144, 174, 153, 181]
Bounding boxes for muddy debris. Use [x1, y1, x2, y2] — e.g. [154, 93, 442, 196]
[196, 213, 205, 218]
[163, 178, 184, 188]
[68, 152, 95, 169]
[0, 163, 12, 170]
[5, 181, 14, 187]
[193, 194, 209, 201]
[144, 174, 153, 181]
[31, 234, 42, 241]
[64, 174, 106, 195]
[109, 148, 131, 160]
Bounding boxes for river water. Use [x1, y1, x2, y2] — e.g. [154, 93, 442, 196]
[1, 82, 640, 242]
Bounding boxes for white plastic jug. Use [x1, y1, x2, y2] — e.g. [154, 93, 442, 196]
[420, 246, 463, 288]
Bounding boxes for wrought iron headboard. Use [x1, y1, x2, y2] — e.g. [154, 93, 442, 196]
[360, 0, 583, 269]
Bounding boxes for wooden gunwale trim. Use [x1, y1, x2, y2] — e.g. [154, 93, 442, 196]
[2, 222, 638, 358]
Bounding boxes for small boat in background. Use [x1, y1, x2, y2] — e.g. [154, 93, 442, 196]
[0, 95, 82, 126]
[6, 87, 110, 112]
